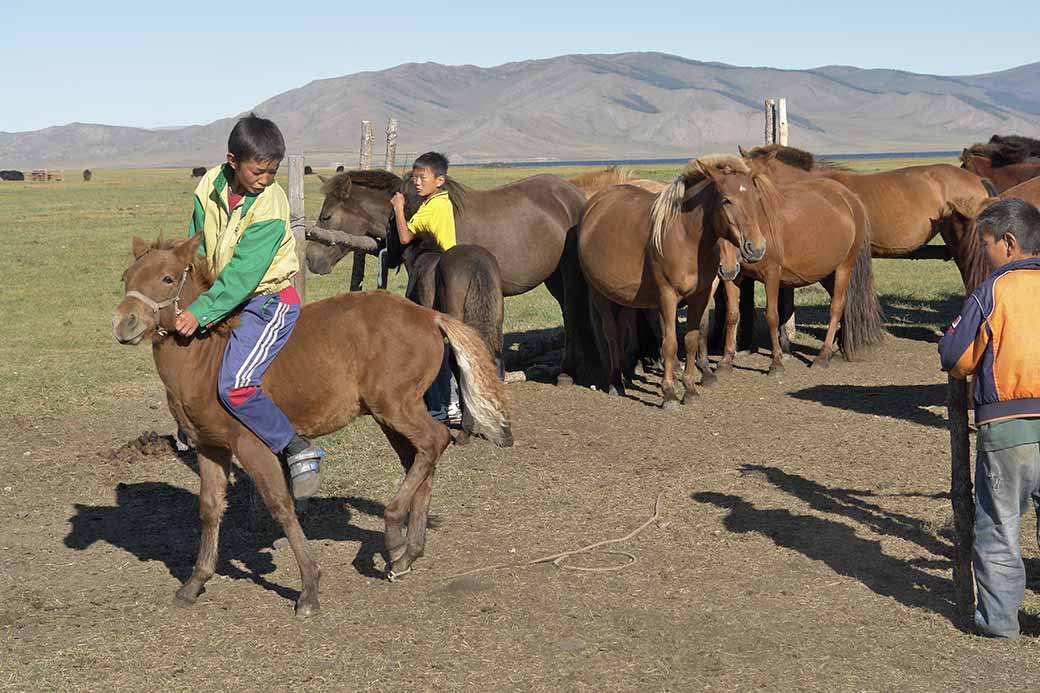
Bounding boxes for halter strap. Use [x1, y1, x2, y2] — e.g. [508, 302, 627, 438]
[125, 266, 192, 337]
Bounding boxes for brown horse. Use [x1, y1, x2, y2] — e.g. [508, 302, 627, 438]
[304, 170, 595, 383]
[112, 236, 512, 617]
[717, 177, 884, 374]
[389, 232, 505, 444]
[579, 155, 768, 408]
[960, 150, 1040, 193]
[568, 166, 665, 197]
[936, 177, 1040, 291]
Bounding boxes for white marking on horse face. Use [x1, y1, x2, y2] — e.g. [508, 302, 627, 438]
[739, 185, 747, 192]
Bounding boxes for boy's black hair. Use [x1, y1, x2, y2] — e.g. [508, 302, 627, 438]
[413, 152, 449, 178]
[977, 198, 1040, 254]
[228, 112, 286, 163]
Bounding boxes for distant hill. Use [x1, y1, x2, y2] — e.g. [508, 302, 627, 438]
[3, 52, 1039, 168]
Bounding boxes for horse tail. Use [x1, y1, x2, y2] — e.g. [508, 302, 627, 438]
[461, 263, 504, 376]
[436, 314, 513, 447]
[840, 209, 886, 361]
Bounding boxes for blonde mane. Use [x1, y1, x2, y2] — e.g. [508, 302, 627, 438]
[568, 166, 633, 197]
[649, 155, 749, 255]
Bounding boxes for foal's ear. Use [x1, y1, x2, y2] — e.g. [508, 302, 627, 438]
[175, 234, 204, 264]
[132, 236, 151, 260]
[317, 174, 328, 184]
[738, 145, 750, 159]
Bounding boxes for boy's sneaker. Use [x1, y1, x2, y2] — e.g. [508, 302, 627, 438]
[447, 401, 462, 426]
[282, 435, 324, 500]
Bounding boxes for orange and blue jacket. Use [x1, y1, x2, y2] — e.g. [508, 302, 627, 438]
[939, 257, 1040, 425]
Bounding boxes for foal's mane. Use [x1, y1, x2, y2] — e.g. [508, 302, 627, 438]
[143, 238, 235, 336]
[321, 169, 403, 201]
[745, 144, 849, 171]
[649, 154, 749, 255]
[568, 166, 632, 197]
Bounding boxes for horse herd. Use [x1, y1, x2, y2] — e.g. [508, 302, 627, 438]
[113, 137, 1040, 617]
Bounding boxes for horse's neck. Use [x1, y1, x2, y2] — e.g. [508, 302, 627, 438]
[152, 327, 227, 402]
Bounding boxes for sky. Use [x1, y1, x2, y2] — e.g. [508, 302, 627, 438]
[4, 0, 1038, 133]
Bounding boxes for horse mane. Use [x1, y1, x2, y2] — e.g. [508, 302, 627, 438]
[649, 154, 748, 255]
[143, 237, 235, 337]
[321, 169, 403, 201]
[965, 135, 1040, 168]
[400, 172, 468, 216]
[568, 166, 632, 197]
[744, 144, 850, 171]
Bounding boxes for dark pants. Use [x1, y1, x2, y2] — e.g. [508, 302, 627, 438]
[217, 288, 300, 453]
[423, 342, 452, 422]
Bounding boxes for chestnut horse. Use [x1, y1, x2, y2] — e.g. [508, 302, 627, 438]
[568, 166, 665, 197]
[936, 177, 1040, 291]
[740, 145, 997, 289]
[960, 150, 1040, 193]
[717, 177, 884, 374]
[112, 236, 512, 617]
[579, 155, 768, 408]
[304, 170, 596, 384]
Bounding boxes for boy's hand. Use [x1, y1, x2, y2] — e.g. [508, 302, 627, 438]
[391, 192, 405, 214]
[175, 310, 199, 337]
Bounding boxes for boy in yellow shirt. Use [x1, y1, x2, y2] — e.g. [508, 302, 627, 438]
[391, 152, 457, 423]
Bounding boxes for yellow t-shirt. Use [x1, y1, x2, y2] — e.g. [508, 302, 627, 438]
[407, 191, 456, 250]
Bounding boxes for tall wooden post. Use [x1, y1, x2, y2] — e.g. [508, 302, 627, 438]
[359, 120, 374, 169]
[286, 154, 307, 302]
[777, 98, 789, 146]
[384, 117, 399, 172]
[764, 99, 776, 145]
[948, 375, 976, 620]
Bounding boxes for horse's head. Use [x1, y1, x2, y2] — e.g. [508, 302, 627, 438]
[306, 170, 403, 275]
[695, 156, 769, 264]
[113, 235, 204, 344]
[960, 149, 993, 176]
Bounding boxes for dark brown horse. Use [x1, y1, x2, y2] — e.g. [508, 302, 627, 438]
[304, 170, 595, 383]
[960, 150, 1040, 193]
[936, 177, 1040, 291]
[717, 177, 884, 374]
[741, 144, 995, 270]
[578, 155, 768, 408]
[112, 236, 512, 617]
[389, 232, 505, 444]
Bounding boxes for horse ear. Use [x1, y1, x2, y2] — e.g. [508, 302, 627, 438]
[318, 174, 328, 183]
[176, 234, 204, 264]
[738, 145, 750, 159]
[132, 236, 150, 260]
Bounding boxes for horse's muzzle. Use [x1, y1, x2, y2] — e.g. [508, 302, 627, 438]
[741, 238, 767, 264]
[112, 311, 148, 345]
[718, 263, 740, 281]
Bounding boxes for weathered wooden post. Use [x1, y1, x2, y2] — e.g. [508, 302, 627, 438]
[948, 374, 976, 620]
[777, 98, 789, 146]
[764, 99, 776, 145]
[384, 117, 399, 173]
[359, 120, 374, 169]
[286, 154, 307, 302]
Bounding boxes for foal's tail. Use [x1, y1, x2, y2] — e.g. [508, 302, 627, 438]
[841, 213, 886, 361]
[437, 315, 514, 447]
[462, 263, 504, 374]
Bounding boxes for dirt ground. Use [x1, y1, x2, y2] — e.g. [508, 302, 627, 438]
[4, 318, 1040, 692]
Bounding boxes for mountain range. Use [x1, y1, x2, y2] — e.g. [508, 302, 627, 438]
[3, 52, 1039, 169]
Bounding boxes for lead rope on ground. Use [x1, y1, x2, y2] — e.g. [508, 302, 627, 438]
[439, 491, 665, 580]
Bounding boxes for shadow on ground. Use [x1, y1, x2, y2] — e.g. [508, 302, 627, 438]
[693, 464, 961, 624]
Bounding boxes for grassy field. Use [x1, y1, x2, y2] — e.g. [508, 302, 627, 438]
[0, 156, 966, 436]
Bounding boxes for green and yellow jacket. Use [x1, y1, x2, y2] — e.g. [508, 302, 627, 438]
[186, 164, 298, 327]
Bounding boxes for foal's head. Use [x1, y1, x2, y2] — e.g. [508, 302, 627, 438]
[112, 236, 204, 344]
[694, 155, 769, 264]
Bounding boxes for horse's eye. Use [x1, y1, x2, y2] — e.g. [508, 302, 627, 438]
[162, 275, 174, 285]
[319, 213, 332, 222]
[721, 198, 732, 205]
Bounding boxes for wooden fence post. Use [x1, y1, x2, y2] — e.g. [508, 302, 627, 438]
[764, 99, 775, 145]
[948, 374, 976, 621]
[384, 117, 399, 173]
[286, 154, 307, 303]
[777, 98, 789, 147]
[359, 120, 374, 169]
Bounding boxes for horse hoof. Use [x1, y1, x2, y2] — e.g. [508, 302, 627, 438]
[555, 373, 573, 387]
[699, 372, 718, 389]
[173, 586, 198, 607]
[768, 364, 785, 377]
[295, 599, 320, 619]
[812, 356, 831, 369]
[661, 399, 681, 411]
[454, 431, 472, 446]
[386, 566, 413, 583]
[716, 361, 733, 374]
[607, 384, 626, 397]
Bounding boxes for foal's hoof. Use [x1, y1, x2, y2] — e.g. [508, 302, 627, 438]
[555, 373, 573, 387]
[716, 360, 734, 374]
[454, 430, 472, 446]
[295, 597, 320, 619]
[174, 585, 199, 607]
[812, 354, 832, 369]
[661, 399, 681, 411]
[699, 371, 718, 389]
[768, 363, 785, 377]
